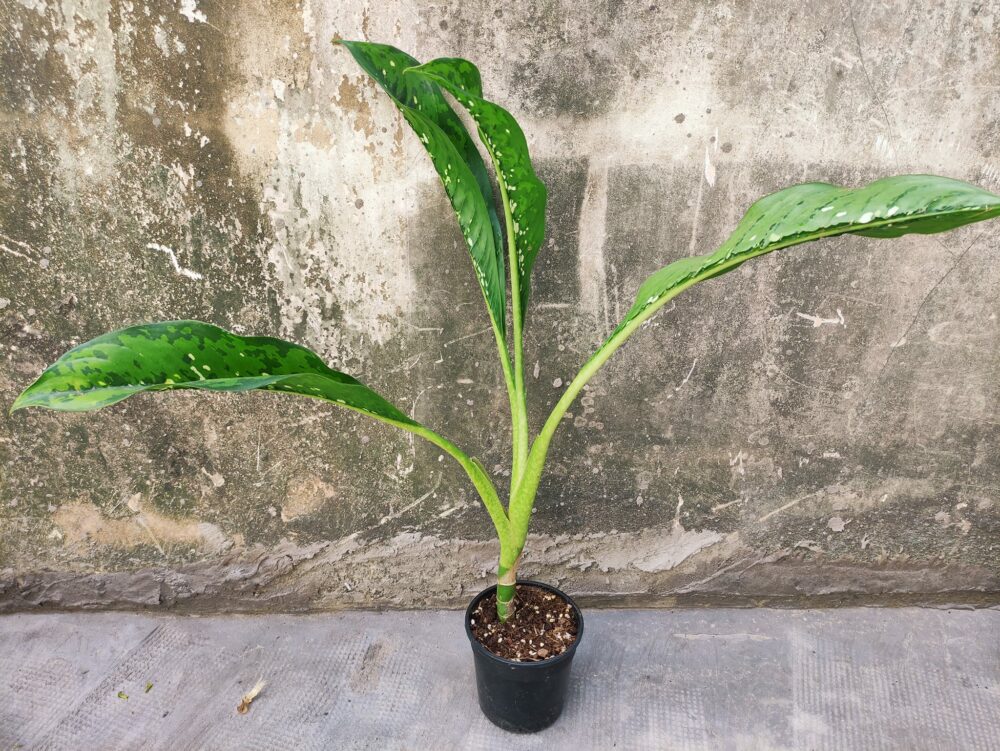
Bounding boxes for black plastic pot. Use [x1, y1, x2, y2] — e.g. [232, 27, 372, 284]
[464, 580, 584, 733]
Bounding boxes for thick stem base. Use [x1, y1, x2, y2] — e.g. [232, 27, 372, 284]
[496, 551, 521, 622]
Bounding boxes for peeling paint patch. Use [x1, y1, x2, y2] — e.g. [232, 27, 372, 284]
[146, 243, 203, 281]
[52, 502, 232, 555]
[179, 0, 208, 24]
[703, 146, 717, 187]
[578, 161, 610, 328]
[796, 309, 846, 328]
[827, 516, 847, 532]
[281, 475, 337, 522]
[627, 527, 725, 572]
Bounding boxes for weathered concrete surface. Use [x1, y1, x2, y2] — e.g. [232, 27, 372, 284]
[2, 1, 1000, 610]
[2, 608, 998, 749]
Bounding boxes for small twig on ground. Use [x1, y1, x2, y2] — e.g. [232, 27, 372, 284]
[237, 678, 266, 714]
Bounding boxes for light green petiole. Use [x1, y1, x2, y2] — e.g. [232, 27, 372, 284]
[496, 173, 530, 489]
[387, 420, 509, 541]
[490, 154, 531, 621]
[500, 272, 713, 594]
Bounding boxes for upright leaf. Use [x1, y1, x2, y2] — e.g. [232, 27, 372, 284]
[616, 175, 1000, 337]
[12, 321, 417, 427]
[337, 41, 507, 340]
[407, 58, 548, 315]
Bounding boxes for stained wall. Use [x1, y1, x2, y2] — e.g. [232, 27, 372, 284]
[2, 1, 998, 610]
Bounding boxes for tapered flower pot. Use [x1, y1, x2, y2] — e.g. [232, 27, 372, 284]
[465, 580, 584, 733]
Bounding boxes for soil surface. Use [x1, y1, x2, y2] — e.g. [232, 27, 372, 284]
[470, 584, 578, 662]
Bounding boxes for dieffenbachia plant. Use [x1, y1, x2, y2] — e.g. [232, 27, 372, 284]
[13, 41, 1000, 622]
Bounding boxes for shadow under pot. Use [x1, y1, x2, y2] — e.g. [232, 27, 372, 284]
[464, 580, 584, 733]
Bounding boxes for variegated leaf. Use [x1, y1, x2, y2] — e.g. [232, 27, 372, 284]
[338, 40, 507, 340]
[12, 321, 417, 428]
[617, 174, 1000, 337]
[407, 57, 547, 315]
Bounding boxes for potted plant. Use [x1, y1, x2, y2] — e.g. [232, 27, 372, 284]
[12, 40, 1000, 733]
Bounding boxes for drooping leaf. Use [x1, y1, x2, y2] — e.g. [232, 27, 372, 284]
[616, 174, 1000, 337]
[337, 40, 507, 340]
[12, 321, 417, 428]
[407, 58, 547, 315]
[13, 320, 515, 538]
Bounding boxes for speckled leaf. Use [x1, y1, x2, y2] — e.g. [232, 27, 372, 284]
[338, 40, 506, 340]
[407, 58, 547, 315]
[12, 321, 417, 427]
[615, 174, 1000, 337]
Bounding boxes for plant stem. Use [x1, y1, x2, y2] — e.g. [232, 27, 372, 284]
[394, 418, 523, 623]
[496, 176, 529, 489]
[503, 275, 712, 585]
[489, 319, 524, 478]
[491, 157, 530, 623]
[496, 542, 521, 620]
[515, 278, 705, 521]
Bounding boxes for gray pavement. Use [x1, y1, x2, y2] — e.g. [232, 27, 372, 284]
[0, 607, 997, 750]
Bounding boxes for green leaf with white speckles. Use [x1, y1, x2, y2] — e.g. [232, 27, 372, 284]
[614, 174, 1000, 338]
[337, 40, 507, 342]
[11, 321, 418, 429]
[406, 57, 548, 316]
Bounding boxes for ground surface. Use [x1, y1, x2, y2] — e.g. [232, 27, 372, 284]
[0, 607, 997, 750]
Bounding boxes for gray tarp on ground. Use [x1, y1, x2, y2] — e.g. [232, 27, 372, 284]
[1, 607, 997, 750]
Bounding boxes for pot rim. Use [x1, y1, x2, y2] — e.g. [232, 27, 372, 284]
[464, 579, 584, 669]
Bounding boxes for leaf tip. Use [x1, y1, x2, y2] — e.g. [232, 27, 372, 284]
[10, 388, 34, 415]
[332, 37, 363, 52]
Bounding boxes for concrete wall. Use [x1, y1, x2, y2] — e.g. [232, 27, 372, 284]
[2, 0, 999, 612]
